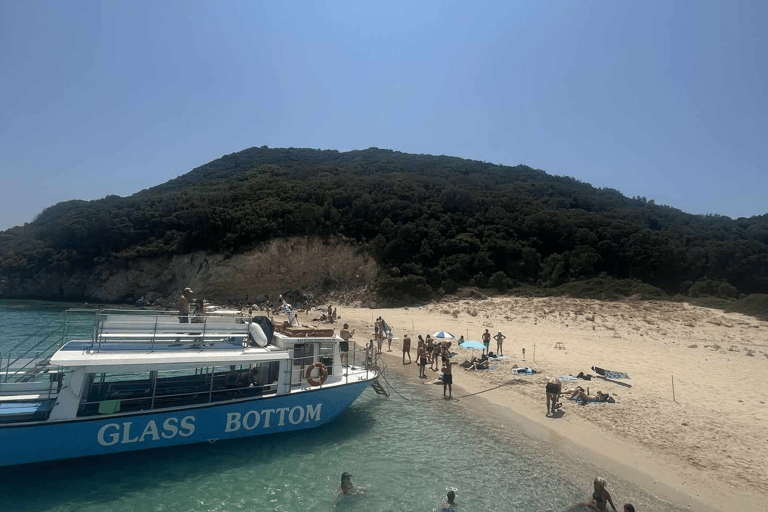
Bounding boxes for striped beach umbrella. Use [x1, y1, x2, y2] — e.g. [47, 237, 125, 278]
[432, 331, 455, 339]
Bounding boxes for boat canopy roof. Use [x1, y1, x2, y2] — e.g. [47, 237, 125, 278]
[49, 343, 288, 372]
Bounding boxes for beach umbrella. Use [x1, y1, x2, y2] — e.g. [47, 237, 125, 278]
[459, 340, 485, 350]
[432, 331, 455, 339]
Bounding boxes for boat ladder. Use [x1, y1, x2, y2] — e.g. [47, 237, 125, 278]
[370, 378, 389, 397]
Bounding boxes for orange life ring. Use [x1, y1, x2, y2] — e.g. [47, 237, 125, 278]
[306, 362, 328, 386]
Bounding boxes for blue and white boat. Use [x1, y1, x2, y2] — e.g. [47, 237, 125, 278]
[0, 305, 384, 466]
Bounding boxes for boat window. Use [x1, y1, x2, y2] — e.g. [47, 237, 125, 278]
[77, 361, 283, 416]
[293, 344, 315, 367]
[79, 371, 153, 416]
[319, 343, 335, 373]
[152, 367, 211, 408]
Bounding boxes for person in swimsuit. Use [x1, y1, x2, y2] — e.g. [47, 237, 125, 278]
[481, 329, 491, 355]
[402, 334, 411, 364]
[569, 389, 615, 404]
[441, 356, 457, 399]
[494, 330, 506, 355]
[339, 323, 354, 367]
[589, 477, 617, 511]
[178, 287, 193, 323]
[546, 377, 562, 416]
[425, 335, 435, 369]
[418, 345, 428, 378]
[441, 490, 457, 511]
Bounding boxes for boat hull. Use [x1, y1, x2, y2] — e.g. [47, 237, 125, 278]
[1, 379, 372, 467]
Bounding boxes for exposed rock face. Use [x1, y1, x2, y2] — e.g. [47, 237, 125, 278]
[0, 237, 378, 304]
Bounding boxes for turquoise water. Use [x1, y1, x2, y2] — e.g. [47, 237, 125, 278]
[0, 300, 689, 512]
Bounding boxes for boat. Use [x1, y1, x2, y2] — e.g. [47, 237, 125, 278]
[0, 301, 384, 466]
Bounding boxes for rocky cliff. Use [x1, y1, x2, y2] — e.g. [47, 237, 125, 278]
[0, 237, 379, 305]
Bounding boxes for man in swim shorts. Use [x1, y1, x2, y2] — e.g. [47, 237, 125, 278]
[442, 356, 457, 399]
[339, 323, 354, 367]
[481, 329, 491, 355]
[402, 334, 411, 364]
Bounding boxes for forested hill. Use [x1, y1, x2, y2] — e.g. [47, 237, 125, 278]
[1, 146, 767, 301]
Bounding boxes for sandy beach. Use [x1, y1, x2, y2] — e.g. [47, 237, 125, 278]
[325, 296, 768, 511]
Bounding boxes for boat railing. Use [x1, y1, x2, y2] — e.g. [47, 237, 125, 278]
[1, 312, 71, 384]
[80, 309, 253, 352]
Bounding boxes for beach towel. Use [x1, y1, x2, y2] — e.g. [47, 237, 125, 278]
[592, 366, 630, 380]
[512, 366, 536, 375]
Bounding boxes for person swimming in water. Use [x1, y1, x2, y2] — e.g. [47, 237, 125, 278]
[337, 472, 364, 497]
[440, 490, 456, 511]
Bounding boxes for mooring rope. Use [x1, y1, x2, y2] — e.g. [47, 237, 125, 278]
[377, 367, 510, 401]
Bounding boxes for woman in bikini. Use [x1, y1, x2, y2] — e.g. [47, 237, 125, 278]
[546, 377, 562, 416]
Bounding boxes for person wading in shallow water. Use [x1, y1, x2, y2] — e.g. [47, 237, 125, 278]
[442, 356, 457, 399]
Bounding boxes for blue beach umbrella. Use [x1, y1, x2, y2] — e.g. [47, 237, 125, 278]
[432, 331, 455, 339]
[459, 340, 485, 350]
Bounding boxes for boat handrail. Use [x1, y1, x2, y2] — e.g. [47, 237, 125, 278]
[1, 312, 68, 383]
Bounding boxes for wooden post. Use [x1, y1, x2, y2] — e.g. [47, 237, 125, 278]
[672, 375, 676, 402]
[533, 344, 536, 362]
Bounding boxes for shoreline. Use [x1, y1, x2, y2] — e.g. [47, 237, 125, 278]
[374, 347, 720, 512]
[336, 297, 768, 512]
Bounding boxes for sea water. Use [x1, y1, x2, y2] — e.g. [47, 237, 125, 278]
[0, 300, 690, 512]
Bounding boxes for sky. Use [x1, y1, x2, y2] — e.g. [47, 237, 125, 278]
[1, 1, 766, 231]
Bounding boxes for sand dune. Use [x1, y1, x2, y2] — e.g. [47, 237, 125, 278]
[328, 296, 768, 512]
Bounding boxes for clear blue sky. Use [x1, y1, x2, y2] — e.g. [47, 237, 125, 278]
[1, 0, 766, 231]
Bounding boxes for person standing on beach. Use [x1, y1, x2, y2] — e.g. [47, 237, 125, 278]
[374, 317, 382, 338]
[402, 334, 411, 364]
[426, 335, 435, 370]
[546, 377, 562, 416]
[481, 329, 491, 355]
[494, 330, 506, 355]
[178, 287, 193, 323]
[418, 344, 428, 378]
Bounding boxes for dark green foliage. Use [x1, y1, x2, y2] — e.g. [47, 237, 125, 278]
[1, 147, 767, 304]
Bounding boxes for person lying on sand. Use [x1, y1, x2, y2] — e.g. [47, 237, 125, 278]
[465, 357, 489, 371]
[569, 388, 615, 404]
